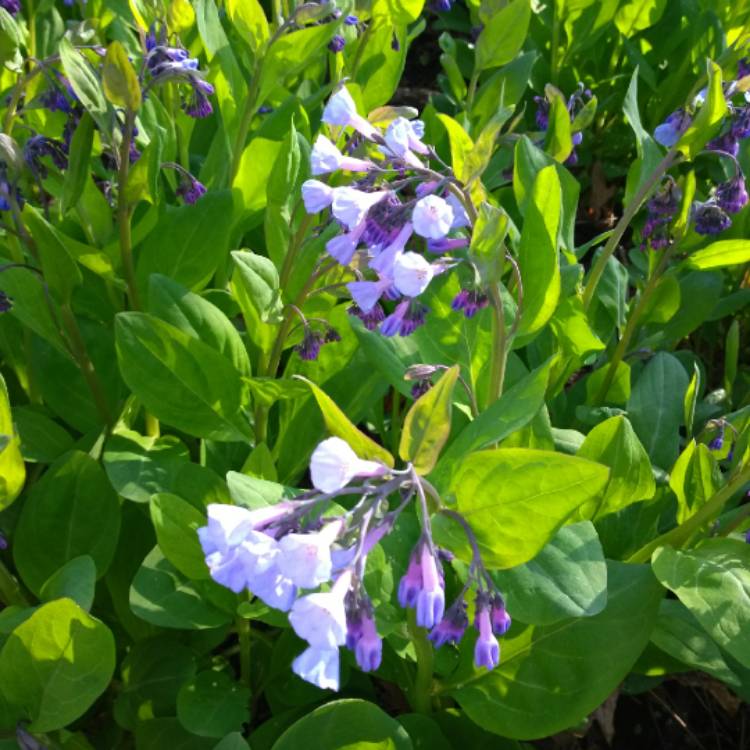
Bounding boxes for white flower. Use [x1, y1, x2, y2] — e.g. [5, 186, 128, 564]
[383, 117, 430, 163]
[331, 188, 387, 230]
[288, 570, 352, 649]
[309, 437, 386, 493]
[322, 86, 378, 140]
[446, 192, 470, 229]
[292, 646, 340, 691]
[278, 521, 343, 589]
[301, 179, 334, 213]
[310, 135, 372, 175]
[393, 252, 434, 298]
[411, 195, 454, 239]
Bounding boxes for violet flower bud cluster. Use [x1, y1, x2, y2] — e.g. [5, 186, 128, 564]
[198, 435, 509, 690]
[301, 86, 485, 341]
[640, 177, 681, 250]
[145, 26, 215, 119]
[653, 59, 750, 237]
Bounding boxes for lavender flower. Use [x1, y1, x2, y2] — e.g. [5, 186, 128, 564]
[328, 35, 345, 53]
[311, 135, 372, 175]
[309, 436, 388, 493]
[380, 300, 428, 337]
[398, 539, 445, 629]
[176, 177, 207, 205]
[451, 289, 489, 318]
[654, 109, 692, 147]
[429, 600, 468, 647]
[292, 646, 340, 690]
[411, 195, 454, 239]
[323, 87, 378, 140]
[294, 328, 324, 361]
[277, 521, 343, 589]
[348, 302, 385, 330]
[474, 594, 500, 670]
[490, 594, 511, 636]
[706, 131, 739, 157]
[289, 569, 352, 649]
[302, 179, 334, 213]
[641, 178, 681, 249]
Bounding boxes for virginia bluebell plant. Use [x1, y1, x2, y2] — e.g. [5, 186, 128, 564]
[198, 436, 511, 690]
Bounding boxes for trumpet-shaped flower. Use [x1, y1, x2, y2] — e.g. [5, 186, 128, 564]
[309, 437, 387, 493]
[311, 135, 372, 175]
[393, 252, 435, 298]
[302, 179, 334, 213]
[322, 86, 378, 140]
[411, 195, 454, 239]
[331, 188, 388, 230]
[292, 646, 340, 690]
[278, 521, 343, 589]
[289, 570, 352, 649]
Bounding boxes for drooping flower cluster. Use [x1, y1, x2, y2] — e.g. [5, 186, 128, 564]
[653, 59, 750, 236]
[198, 436, 510, 691]
[640, 177, 681, 249]
[300, 86, 483, 344]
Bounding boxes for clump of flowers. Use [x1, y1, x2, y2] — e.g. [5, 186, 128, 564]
[197, 436, 511, 691]
[640, 177, 681, 249]
[299, 86, 486, 342]
[533, 83, 593, 165]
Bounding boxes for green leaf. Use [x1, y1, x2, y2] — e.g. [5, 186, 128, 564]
[585, 361, 631, 405]
[135, 191, 235, 292]
[0, 373, 24, 509]
[651, 540, 750, 669]
[130, 547, 234, 630]
[115, 312, 251, 442]
[13, 407, 74, 464]
[627, 352, 688, 471]
[651, 600, 741, 687]
[39, 556, 96, 612]
[450, 562, 663, 739]
[300, 377, 395, 467]
[687, 239, 750, 269]
[226, 0, 269, 53]
[436, 114, 475, 185]
[492, 521, 607, 625]
[230, 250, 284, 324]
[543, 87, 573, 163]
[615, 0, 667, 36]
[400, 365, 459, 475]
[475, 0, 531, 72]
[431, 358, 554, 489]
[213, 734, 251, 750]
[58, 39, 110, 133]
[683, 363, 700, 439]
[177, 671, 250, 738]
[577, 415, 655, 519]
[676, 61, 727, 159]
[549, 296, 604, 359]
[438, 448, 609, 568]
[469, 203, 508, 284]
[102, 41, 141, 110]
[271, 699, 413, 750]
[0, 598, 115, 732]
[516, 165, 561, 336]
[13, 451, 120, 594]
[669, 441, 722, 524]
[150, 493, 210, 580]
[245, 377, 309, 409]
[62, 113, 95, 213]
[148, 274, 251, 376]
[23, 205, 82, 304]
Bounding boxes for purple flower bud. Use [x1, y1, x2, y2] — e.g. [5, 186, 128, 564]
[473, 594, 500, 670]
[380, 300, 428, 337]
[0, 530, 8, 549]
[177, 177, 207, 205]
[715, 174, 748, 214]
[348, 604, 382, 672]
[184, 89, 213, 118]
[533, 96, 549, 130]
[344, 14, 359, 24]
[429, 600, 468, 648]
[431, 0, 454, 10]
[693, 200, 732, 235]
[398, 539, 445, 629]
[708, 435, 724, 450]
[0, 0, 20, 15]
[348, 302, 385, 331]
[328, 35, 346, 53]
[490, 594, 511, 636]
[654, 109, 691, 147]
[427, 237, 469, 254]
[738, 58, 750, 79]
[398, 549, 423, 608]
[294, 328, 324, 361]
[731, 106, 750, 139]
[325, 326, 341, 343]
[706, 132, 739, 157]
[0, 291, 12, 313]
[451, 289, 489, 318]
[410, 380, 432, 399]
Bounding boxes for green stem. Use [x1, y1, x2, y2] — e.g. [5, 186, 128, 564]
[582, 147, 679, 311]
[229, 67, 262, 187]
[60, 303, 114, 428]
[593, 246, 675, 404]
[466, 71, 479, 114]
[550, 0, 560, 85]
[27, 0, 36, 60]
[390, 386, 401, 456]
[627, 462, 750, 563]
[487, 284, 508, 407]
[0, 559, 28, 607]
[117, 109, 141, 310]
[407, 610, 434, 714]
[236, 616, 252, 688]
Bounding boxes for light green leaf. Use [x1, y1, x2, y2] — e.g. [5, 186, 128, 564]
[475, 0, 531, 72]
[668, 441, 722, 524]
[469, 203, 508, 284]
[651, 540, 750, 669]
[0, 373, 24, 510]
[687, 240, 750, 269]
[676, 61, 727, 159]
[0, 598, 115, 732]
[102, 41, 141, 110]
[272, 699, 413, 750]
[438, 448, 609, 568]
[400, 365, 459, 475]
[615, 0, 667, 37]
[577, 415, 655, 519]
[115, 312, 252, 442]
[492, 521, 607, 625]
[300, 377, 394, 467]
[517, 165, 561, 336]
[230, 250, 284, 324]
[543, 86, 573, 163]
[226, 0, 269, 53]
[449, 562, 663, 739]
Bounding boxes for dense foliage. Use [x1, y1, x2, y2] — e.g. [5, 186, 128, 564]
[0, 0, 748, 747]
